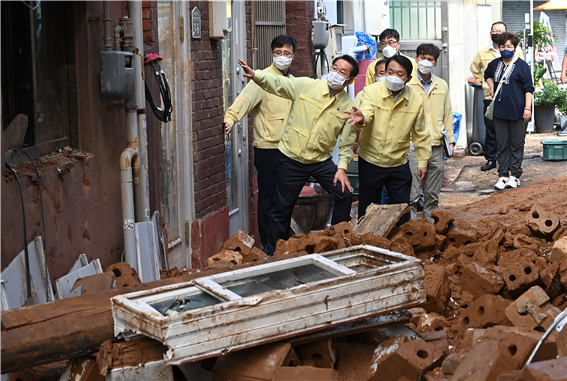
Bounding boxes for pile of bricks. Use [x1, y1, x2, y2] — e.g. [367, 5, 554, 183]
[196, 204, 567, 380]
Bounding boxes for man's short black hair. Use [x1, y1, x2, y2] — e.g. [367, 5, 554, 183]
[416, 43, 440, 61]
[271, 35, 297, 53]
[374, 59, 387, 73]
[491, 21, 507, 32]
[379, 28, 400, 42]
[385, 55, 413, 78]
[332, 55, 359, 78]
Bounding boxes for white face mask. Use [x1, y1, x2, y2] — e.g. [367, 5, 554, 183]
[375, 76, 386, 83]
[385, 76, 406, 91]
[327, 71, 349, 89]
[417, 60, 435, 75]
[273, 55, 293, 70]
[382, 45, 398, 58]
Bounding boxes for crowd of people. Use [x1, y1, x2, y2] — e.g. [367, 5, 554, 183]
[224, 23, 536, 255]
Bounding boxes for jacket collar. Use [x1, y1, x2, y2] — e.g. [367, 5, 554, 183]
[377, 80, 409, 102]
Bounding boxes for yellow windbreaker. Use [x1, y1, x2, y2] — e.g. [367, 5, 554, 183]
[408, 74, 454, 146]
[365, 53, 417, 87]
[356, 81, 431, 168]
[252, 71, 357, 170]
[224, 63, 292, 149]
[470, 44, 523, 99]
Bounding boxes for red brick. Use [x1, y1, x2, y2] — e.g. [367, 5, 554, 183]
[274, 366, 339, 381]
[294, 339, 336, 368]
[221, 229, 255, 255]
[105, 262, 141, 288]
[422, 263, 451, 315]
[373, 339, 443, 381]
[71, 271, 116, 295]
[335, 342, 374, 380]
[525, 205, 561, 240]
[444, 219, 478, 249]
[430, 210, 454, 235]
[523, 358, 567, 381]
[457, 255, 505, 298]
[505, 286, 561, 332]
[458, 294, 511, 336]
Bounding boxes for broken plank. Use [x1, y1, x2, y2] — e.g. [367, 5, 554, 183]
[354, 203, 409, 237]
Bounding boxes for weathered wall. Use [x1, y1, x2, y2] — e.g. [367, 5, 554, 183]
[189, 1, 229, 267]
[286, 0, 315, 78]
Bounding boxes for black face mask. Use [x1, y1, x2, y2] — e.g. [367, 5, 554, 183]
[491, 33, 501, 44]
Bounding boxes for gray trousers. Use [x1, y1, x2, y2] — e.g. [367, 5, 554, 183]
[494, 118, 527, 178]
[408, 146, 444, 222]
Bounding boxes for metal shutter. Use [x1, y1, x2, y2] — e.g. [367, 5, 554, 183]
[253, 1, 286, 70]
[502, 0, 566, 69]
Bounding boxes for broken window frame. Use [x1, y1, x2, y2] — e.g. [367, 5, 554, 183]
[112, 245, 425, 365]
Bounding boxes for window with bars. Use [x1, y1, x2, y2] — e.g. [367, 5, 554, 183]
[390, 1, 442, 40]
[253, 1, 286, 69]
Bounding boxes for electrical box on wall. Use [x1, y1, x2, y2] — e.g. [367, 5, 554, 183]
[209, 0, 230, 40]
[313, 21, 330, 50]
[100, 51, 134, 100]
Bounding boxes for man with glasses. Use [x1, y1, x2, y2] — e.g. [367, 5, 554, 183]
[223, 35, 296, 248]
[470, 21, 523, 171]
[365, 29, 417, 87]
[238, 55, 360, 256]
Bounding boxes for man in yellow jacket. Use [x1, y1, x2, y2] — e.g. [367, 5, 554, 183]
[345, 55, 431, 225]
[365, 29, 417, 87]
[470, 21, 522, 171]
[407, 43, 454, 222]
[223, 35, 296, 247]
[239, 55, 359, 255]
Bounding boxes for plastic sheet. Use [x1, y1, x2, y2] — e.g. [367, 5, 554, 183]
[355, 32, 376, 61]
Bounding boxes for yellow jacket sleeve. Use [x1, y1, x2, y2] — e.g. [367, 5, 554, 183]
[412, 104, 432, 167]
[443, 92, 454, 144]
[365, 61, 377, 87]
[224, 80, 263, 127]
[252, 71, 303, 102]
[338, 122, 357, 170]
[356, 89, 375, 126]
[470, 51, 484, 83]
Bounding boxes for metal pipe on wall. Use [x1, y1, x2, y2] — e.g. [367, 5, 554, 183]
[128, 1, 150, 222]
[103, 1, 113, 51]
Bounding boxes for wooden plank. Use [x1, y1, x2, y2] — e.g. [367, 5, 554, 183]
[354, 203, 410, 236]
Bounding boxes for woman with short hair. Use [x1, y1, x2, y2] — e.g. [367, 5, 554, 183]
[484, 32, 534, 190]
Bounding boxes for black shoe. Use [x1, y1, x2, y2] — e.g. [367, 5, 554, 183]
[481, 160, 496, 171]
[417, 197, 424, 212]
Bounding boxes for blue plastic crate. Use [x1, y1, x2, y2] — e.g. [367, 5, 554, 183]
[542, 140, 567, 161]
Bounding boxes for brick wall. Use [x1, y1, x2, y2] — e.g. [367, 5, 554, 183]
[190, 1, 226, 219]
[286, 0, 315, 78]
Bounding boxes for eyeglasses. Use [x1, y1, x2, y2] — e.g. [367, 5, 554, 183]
[491, 30, 505, 34]
[380, 40, 399, 48]
[330, 65, 350, 77]
[273, 50, 294, 58]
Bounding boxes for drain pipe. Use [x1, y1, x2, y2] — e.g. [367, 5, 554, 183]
[103, 1, 113, 51]
[128, 1, 150, 222]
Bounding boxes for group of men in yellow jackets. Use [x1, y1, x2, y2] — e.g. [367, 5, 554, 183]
[224, 31, 454, 256]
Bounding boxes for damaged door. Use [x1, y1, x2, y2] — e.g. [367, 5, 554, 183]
[223, 0, 249, 236]
[158, 1, 194, 269]
[112, 245, 426, 365]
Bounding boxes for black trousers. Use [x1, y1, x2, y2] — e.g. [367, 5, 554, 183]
[494, 118, 527, 178]
[483, 99, 498, 161]
[358, 157, 412, 225]
[263, 151, 353, 255]
[254, 147, 280, 247]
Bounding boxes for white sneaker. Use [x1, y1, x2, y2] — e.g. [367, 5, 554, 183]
[506, 176, 520, 188]
[494, 177, 509, 190]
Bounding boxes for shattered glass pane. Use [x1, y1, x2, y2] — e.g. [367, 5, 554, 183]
[149, 289, 222, 316]
[219, 264, 338, 297]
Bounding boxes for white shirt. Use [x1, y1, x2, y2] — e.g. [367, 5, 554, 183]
[490, 42, 501, 58]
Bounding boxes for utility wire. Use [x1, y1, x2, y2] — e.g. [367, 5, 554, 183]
[20, 1, 40, 11]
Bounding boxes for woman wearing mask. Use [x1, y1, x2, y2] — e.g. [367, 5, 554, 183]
[484, 32, 534, 190]
[345, 55, 431, 224]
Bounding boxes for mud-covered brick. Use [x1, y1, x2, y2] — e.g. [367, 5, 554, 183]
[523, 358, 567, 381]
[391, 241, 416, 257]
[373, 339, 443, 381]
[488, 226, 506, 244]
[331, 221, 353, 236]
[221, 229, 255, 255]
[363, 233, 392, 250]
[552, 227, 567, 241]
[517, 202, 534, 211]
[444, 220, 478, 249]
[550, 237, 567, 263]
[458, 294, 511, 336]
[513, 234, 543, 252]
[213, 342, 300, 381]
[498, 249, 542, 269]
[473, 240, 499, 265]
[243, 247, 269, 263]
[505, 286, 562, 332]
[441, 352, 467, 375]
[71, 272, 116, 295]
[560, 258, 567, 288]
[435, 234, 446, 250]
[293, 339, 336, 369]
[419, 330, 450, 357]
[503, 256, 543, 295]
[525, 205, 561, 241]
[300, 234, 341, 254]
[206, 250, 243, 266]
[422, 264, 451, 315]
[105, 262, 141, 288]
[441, 246, 460, 261]
[386, 227, 407, 243]
[430, 210, 454, 235]
[457, 329, 486, 352]
[458, 257, 505, 298]
[335, 342, 375, 381]
[450, 328, 538, 381]
[500, 205, 511, 214]
[556, 322, 567, 358]
[496, 370, 524, 381]
[402, 220, 438, 252]
[274, 366, 340, 381]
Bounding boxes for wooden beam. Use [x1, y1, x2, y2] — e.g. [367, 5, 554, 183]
[354, 204, 410, 237]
